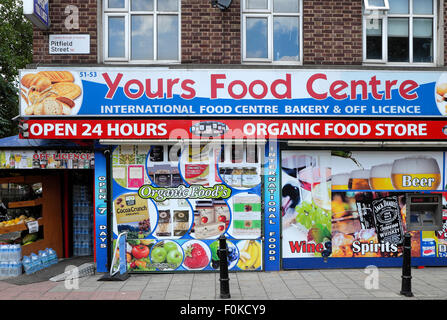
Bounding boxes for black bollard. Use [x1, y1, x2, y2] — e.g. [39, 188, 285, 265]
[400, 232, 414, 297]
[218, 234, 231, 299]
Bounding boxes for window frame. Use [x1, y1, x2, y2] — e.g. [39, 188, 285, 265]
[105, 0, 129, 11]
[241, 0, 302, 65]
[364, 0, 390, 11]
[104, 13, 129, 62]
[362, 0, 437, 66]
[103, 0, 181, 64]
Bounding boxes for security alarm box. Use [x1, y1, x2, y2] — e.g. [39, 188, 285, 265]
[406, 193, 443, 231]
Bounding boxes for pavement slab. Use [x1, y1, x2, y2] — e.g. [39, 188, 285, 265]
[0, 267, 446, 300]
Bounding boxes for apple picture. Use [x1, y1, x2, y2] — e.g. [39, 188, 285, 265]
[166, 249, 183, 266]
[163, 241, 178, 253]
[150, 246, 167, 263]
[149, 241, 184, 270]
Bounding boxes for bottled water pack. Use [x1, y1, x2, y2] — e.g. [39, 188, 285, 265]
[0, 244, 22, 279]
[22, 248, 58, 275]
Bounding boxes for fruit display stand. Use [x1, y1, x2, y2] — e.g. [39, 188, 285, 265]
[0, 175, 62, 258]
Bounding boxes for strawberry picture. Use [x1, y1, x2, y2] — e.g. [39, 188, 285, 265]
[183, 243, 209, 269]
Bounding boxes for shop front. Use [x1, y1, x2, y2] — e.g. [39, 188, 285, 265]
[0, 137, 95, 264]
[18, 67, 447, 273]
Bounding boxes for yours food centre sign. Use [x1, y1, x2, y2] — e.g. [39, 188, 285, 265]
[18, 68, 447, 117]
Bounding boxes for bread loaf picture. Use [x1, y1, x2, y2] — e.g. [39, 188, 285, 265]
[20, 70, 82, 116]
[21, 73, 52, 92]
[37, 71, 74, 83]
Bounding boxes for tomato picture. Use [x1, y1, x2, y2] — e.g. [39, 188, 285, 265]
[131, 245, 149, 259]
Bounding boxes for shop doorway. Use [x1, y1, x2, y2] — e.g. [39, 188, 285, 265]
[69, 170, 94, 258]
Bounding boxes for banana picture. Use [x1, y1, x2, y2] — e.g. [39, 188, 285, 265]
[237, 240, 262, 270]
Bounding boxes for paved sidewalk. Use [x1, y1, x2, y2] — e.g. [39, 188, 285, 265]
[0, 267, 446, 300]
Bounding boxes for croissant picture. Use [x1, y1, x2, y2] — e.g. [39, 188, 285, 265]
[20, 71, 82, 116]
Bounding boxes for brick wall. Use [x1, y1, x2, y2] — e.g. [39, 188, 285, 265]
[181, 0, 241, 64]
[32, 0, 98, 65]
[444, 0, 447, 66]
[31, 0, 445, 66]
[302, 0, 363, 65]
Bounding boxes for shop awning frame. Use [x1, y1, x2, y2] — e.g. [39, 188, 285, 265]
[99, 139, 267, 145]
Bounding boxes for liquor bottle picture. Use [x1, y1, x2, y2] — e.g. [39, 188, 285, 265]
[67, 151, 73, 168]
[9, 154, 15, 169]
[84, 156, 90, 169]
[0, 151, 6, 168]
[90, 155, 95, 168]
[54, 151, 60, 168]
[32, 151, 40, 169]
[40, 152, 47, 169]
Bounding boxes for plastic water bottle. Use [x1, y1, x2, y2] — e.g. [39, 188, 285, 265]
[7, 262, 13, 277]
[8, 245, 14, 261]
[16, 244, 22, 262]
[30, 253, 41, 272]
[0, 245, 5, 261]
[23, 255, 31, 274]
[46, 248, 57, 265]
[11, 244, 20, 262]
[11, 245, 18, 261]
[3, 244, 12, 261]
[0, 261, 6, 278]
[38, 250, 48, 268]
[9, 262, 15, 277]
[82, 215, 89, 228]
[15, 261, 22, 276]
[84, 228, 90, 241]
[83, 242, 89, 256]
[45, 248, 52, 265]
[51, 248, 58, 265]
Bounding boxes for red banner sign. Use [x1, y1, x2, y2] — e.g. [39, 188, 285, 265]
[21, 119, 447, 140]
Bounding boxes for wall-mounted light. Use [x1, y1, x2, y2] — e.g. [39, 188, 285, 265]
[211, 0, 232, 10]
[18, 120, 29, 138]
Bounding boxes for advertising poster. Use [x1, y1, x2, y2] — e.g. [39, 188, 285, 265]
[111, 142, 263, 272]
[18, 68, 447, 118]
[281, 151, 332, 259]
[94, 150, 108, 273]
[282, 150, 447, 268]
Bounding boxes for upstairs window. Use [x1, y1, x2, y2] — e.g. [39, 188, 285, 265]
[363, 0, 436, 64]
[364, 0, 390, 11]
[104, 0, 180, 63]
[242, 0, 301, 64]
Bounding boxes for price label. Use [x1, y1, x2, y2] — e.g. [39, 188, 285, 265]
[27, 221, 39, 233]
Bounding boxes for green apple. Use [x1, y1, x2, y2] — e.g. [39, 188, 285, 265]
[163, 241, 178, 253]
[166, 249, 183, 266]
[151, 246, 167, 263]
